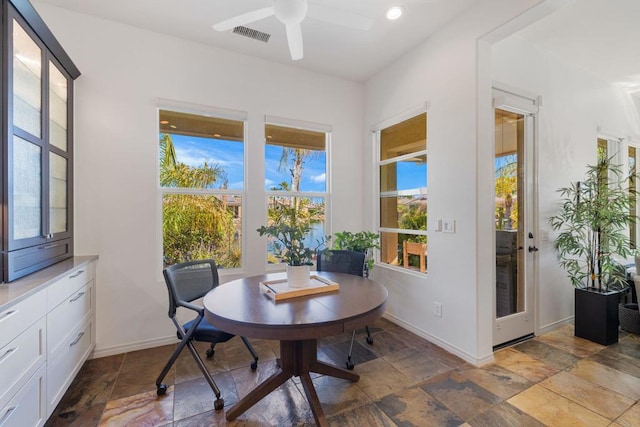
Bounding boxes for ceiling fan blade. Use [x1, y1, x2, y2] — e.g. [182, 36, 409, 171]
[212, 7, 275, 31]
[307, 4, 373, 31]
[285, 23, 303, 60]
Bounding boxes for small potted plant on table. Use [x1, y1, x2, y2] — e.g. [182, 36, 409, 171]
[549, 156, 635, 345]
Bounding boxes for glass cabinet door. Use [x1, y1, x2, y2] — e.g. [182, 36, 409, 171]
[49, 152, 67, 235]
[49, 61, 67, 152]
[13, 19, 42, 137]
[12, 135, 42, 240]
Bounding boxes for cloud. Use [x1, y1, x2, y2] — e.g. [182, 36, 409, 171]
[311, 173, 326, 183]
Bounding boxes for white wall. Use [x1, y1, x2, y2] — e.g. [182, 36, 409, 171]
[492, 35, 640, 331]
[34, 3, 366, 356]
[364, 0, 543, 364]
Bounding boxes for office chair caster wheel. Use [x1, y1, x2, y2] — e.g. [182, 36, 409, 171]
[206, 348, 215, 359]
[214, 398, 224, 411]
[156, 384, 168, 396]
[366, 336, 374, 345]
[346, 360, 354, 370]
[251, 360, 258, 370]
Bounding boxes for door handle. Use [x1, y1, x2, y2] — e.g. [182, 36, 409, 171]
[528, 245, 539, 253]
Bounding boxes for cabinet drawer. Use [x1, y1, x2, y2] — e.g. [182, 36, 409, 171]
[0, 364, 46, 427]
[47, 263, 94, 310]
[5, 239, 73, 283]
[0, 318, 45, 412]
[0, 292, 46, 350]
[47, 283, 93, 358]
[47, 318, 93, 414]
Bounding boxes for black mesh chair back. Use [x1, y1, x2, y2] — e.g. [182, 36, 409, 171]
[316, 250, 365, 277]
[316, 249, 373, 369]
[156, 259, 258, 410]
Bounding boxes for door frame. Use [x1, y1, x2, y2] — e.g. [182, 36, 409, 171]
[492, 87, 540, 347]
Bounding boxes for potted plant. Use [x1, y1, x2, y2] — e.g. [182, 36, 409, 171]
[332, 231, 380, 276]
[549, 156, 634, 345]
[257, 223, 325, 287]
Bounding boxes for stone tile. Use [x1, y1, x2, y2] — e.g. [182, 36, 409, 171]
[359, 329, 412, 358]
[318, 339, 378, 368]
[512, 339, 581, 370]
[535, 327, 604, 358]
[79, 354, 125, 378]
[172, 409, 239, 426]
[52, 370, 118, 414]
[353, 357, 418, 400]
[45, 402, 106, 427]
[507, 384, 610, 427]
[230, 358, 283, 398]
[99, 388, 174, 427]
[175, 342, 230, 384]
[220, 336, 275, 371]
[376, 386, 463, 426]
[420, 371, 502, 420]
[110, 361, 173, 400]
[327, 402, 396, 427]
[235, 382, 312, 425]
[493, 347, 561, 383]
[456, 364, 532, 400]
[302, 375, 372, 418]
[467, 401, 545, 427]
[569, 358, 640, 400]
[604, 337, 640, 360]
[539, 371, 635, 420]
[384, 348, 453, 382]
[589, 350, 640, 379]
[120, 345, 177, 374]
[173, 372, 238, 421]
[615, 402, 640, 427]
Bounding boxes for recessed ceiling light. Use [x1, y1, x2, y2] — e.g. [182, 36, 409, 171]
[386, 6, 404, 21]
[160, 120, 169, 125]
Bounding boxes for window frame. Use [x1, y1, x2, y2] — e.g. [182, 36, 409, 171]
[157, 99, 248, 274]
[628, 137, 640, 249]
[263, 116, 332, 270]
[372, 103, 429, 275]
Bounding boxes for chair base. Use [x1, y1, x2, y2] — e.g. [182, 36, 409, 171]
[345, 325, 373, 370]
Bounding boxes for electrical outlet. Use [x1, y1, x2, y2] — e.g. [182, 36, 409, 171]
[433, 302, 442, 317]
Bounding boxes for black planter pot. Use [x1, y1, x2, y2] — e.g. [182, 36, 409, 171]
[575, 287, 622, 345]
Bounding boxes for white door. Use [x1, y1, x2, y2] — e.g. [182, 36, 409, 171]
[493, 89, 539, 347]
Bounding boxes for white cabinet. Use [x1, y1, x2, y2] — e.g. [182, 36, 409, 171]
[0, 258, 96, 427]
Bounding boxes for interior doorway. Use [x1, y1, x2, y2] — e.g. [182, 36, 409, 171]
[493, 89, 538, 347]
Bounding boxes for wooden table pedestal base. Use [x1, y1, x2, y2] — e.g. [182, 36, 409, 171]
[225, 339, 359, 427]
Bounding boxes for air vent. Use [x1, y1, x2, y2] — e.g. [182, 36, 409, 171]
[233, 26, 271, 43]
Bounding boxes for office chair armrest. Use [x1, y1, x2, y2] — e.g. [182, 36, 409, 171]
[177, 300, 205, 315]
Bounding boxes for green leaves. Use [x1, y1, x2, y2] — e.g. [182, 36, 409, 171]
[257, 223, 324, 266]
[549, 157, 636, 290]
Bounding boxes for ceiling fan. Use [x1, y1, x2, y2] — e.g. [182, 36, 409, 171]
[212, 0, 374, 61]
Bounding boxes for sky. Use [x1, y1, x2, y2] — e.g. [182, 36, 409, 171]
[169, 134, 427, 193]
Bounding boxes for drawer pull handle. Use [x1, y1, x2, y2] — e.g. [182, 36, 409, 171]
[41, 243, 59, 250]
[69, 292, 85, 303]
[69, 332, 85, 347]
[0, 309, 17, 323]
[0, 347, 17, 364]
[69, 270, 85, 279]
[0, 406, 17, 424]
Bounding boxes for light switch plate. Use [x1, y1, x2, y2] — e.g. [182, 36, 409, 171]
[442, 219, 455, 233]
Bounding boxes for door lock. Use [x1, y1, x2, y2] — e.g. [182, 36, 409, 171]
[528, 245, 539, 253]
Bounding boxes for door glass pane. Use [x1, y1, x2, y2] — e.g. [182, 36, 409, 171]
[49, 61, 68, 151]
[13, 20, 41, 137]
[50, 152, 67, 234]
[13, 135, 41, 239]
[495, 109, 524, 318]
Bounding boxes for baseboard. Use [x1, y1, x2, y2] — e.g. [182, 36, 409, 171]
[90, 335, 177, 359]
[538, 316, 574, 336]
[382, 313, 494, 366]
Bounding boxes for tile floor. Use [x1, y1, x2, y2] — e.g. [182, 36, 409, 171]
[44, 319, 640, 426]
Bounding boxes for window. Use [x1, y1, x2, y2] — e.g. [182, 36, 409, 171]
[264, 120, 329, 264]
[630, 145, 637, 249]
[159, 108, 245, 268]
[376, 113, 427, 272]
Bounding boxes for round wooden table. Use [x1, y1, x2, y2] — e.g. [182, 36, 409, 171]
[203, 271, 388, 427]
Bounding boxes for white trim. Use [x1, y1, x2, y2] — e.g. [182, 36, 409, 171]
[597, 126, 625, 142]
[157, 98, 248, 121]
[379, 150, 428, 166]
[264, 115, 333, 133]
[383, 312, 494, 366]
[493, 93, 539, 115]
[537, 316, 574, 336]
[90, 335, 178, 359]
[628, 135, 640, 145]
[370, 102, 430, 132]
[379, 227, 428, 236]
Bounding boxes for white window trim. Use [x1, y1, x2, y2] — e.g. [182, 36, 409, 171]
[263, 118, 332, 271]
[372, 103, 429, 274]
[156, 101, 248, 278]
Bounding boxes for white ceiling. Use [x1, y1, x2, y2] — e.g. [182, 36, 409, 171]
[33, 0, 640, 92]
[32, 0, 479, 82]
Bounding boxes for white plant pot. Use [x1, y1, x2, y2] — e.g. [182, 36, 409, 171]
[287, 264, 310, 288]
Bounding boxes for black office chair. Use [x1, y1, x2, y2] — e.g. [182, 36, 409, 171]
[316, 249, 373, 370]
[155, 259, 258, 410]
